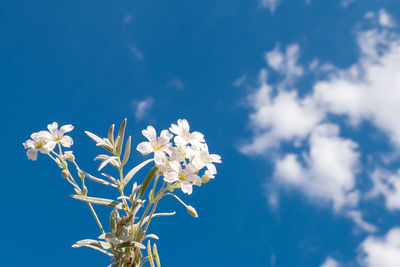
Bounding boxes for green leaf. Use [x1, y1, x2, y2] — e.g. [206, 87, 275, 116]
[123, 159, 154, 186]
[121, 135, 131, 167]
[147, 240, 155, 267]
[153, 243, 161, 267]
[71, 195, 124, 210]
[108, 124, 115, 145]
[138, 166, 158, 200]
[115, 118, 127, 157]
[110, 209, 119, 234]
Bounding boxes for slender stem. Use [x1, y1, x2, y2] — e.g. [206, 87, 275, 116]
[143, 201, 158, 234]
[87, 202, 105, 234]
[137, 201, 153, 231]
[143, 181, 166, 234]
[164, 193, 188, 207]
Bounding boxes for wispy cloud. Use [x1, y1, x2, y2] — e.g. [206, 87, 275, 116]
[131, 45, 144, 61]
[131, 97, 154, 121]
[261, 0, 280, 13]
[341, 0, 355, 8]
[167, 78, 185, 90]
[233, 75, 247, 87]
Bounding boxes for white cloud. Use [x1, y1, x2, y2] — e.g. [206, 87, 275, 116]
[346, 211, 377, 233]
[368, 169, 400, 211]
[341, 0, 355, 8]
[313, 27, 400, 147]
[131, 45, 144, 60]
[379, 9, 395, 28]
[240, 68, 322, 155]
[266, 44, 304, 78]
[358, 228, 400, 267]
[261, 0, 280, 13]
[241, 10, 400, 229]
[320, 257, 339, 267]
[131, 97, 154, 121]
[274, 124, 360, 211]
[167, 78, 185, 90]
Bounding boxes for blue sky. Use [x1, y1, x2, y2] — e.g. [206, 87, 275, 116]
[2, 0, 400, 266]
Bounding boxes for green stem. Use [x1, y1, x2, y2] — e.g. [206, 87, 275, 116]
[87, 202, 105, 234]
[143, 181, 166, 234]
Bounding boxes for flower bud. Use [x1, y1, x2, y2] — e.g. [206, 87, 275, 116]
[201, 174, 211, 184]
[63, 151, 75, 162]
[186, 205, 198, 218]
[61, 169, 70, 178]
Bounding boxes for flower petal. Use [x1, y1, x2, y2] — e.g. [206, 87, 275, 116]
[42, 141, 56, 153]
[23, 140, 34, 149]
[154, 151, 166, 165]
[169, 123, 180, 135]
[60, 136, 73, 147]
[59, 124, 74, 134]
[136, 142, 153, 155]
[174, 136, 187, 147]
[181, 183, 193, 195]
[164, 172, 179, 183]
[26, 149, 38, 161]
[47, 122, 58, 135]
[143, 126, 157, 143]
[159, 130, 172, 145]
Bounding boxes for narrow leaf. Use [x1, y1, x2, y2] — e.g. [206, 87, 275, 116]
[123, 159, 154, 186]
[98, 156, 119, 171]
[80, 170, 117, 188]
[71, 195, 124, 210]
[72, 239, 113, 257]
[137, 166, 158, 200]
[108, 124, 115, 145]
[115, 118, 127, 156]
[101, 173, 119, 185]
[121, 136, 131, 167]
[144, 234, 159, 240]
[153, 243, 161, 267]
[85, 131, 104, 144]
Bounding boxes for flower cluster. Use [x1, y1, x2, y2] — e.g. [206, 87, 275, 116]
[23, 122, 74, 161]
[23, 118, 221, 267]
[136, 119, 221, 195]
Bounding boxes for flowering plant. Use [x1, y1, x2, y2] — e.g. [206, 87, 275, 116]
[23, 119, 221, 267]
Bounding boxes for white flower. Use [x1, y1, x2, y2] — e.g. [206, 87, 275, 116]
[46, 122, 74, 149]
[169, 119, 205, 147]
[23, 131, 53, 161]
[136, 126, 172, 165]
[164, 162, 201, 194]
[192, 144, 221, 175]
